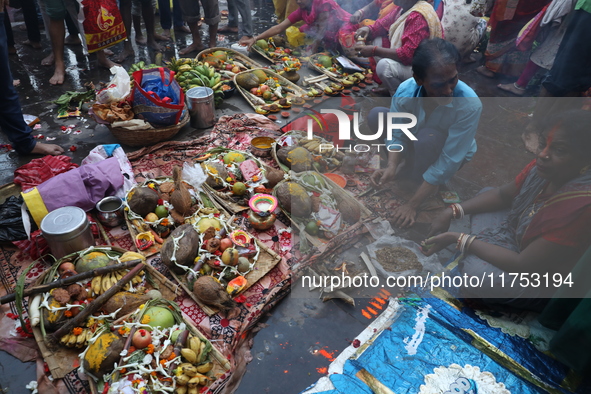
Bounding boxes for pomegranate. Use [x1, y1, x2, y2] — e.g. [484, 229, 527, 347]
[132, 329, 152, 349]
[219, 238, 233, 252]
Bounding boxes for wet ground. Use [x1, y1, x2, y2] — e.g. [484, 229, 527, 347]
[0, 2, 548, 392]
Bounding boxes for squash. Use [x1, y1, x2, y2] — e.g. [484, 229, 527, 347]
[226, 276, 247, 296]
[75, 252, 111, 273]
[221, 248, 239, 266]
[276, 181, 312, 218]
[236, 73, 260, 90]
[82, 331, 125, 376]
[252, 69, 269, 84]
[143, 306, 176, 329]
[196, 217, 222, 233]
[128, 187, 159, 217]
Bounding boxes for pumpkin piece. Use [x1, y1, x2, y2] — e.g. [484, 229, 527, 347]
[82, 331, 125, 376]
[75, 252, 111, 273]
[226, 276, 247, 296]
[276, 181, 312, 218]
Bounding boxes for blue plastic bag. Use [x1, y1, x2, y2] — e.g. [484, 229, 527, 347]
[131, 67, 185, 126]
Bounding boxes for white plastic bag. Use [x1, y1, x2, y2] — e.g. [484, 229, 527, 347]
[182, 162, 208, 191]
[96, 66, 131, 104]
[367, 234, 444, 278]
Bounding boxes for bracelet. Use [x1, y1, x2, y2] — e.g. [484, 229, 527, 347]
[456, 233, 465, 250]
[358, 9, 365, 18]
[460, 234, 470, 254]
[371, 46, 377, 57]
[465, 235, 477, 253]
[450, 203, 464, 220]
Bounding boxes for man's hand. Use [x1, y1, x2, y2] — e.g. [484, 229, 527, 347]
[355, 27, 370, 41]
[353, 44, 373, 57]
[239, 36, 256, 50]
[370, 165, 396, 187]
[350, 10, 364, 24]
[392, 203, 417, 228]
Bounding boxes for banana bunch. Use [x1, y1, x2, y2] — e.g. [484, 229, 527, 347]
[174, 61, 222, 92]
[165, 57, 195, 72]
[175, 335, 214, 392]
[60, 327, 93, 348]
[120, 251, 146, 263]
[90, 269, 143, 296]
[128, 60, 159, 76]
[300, 138, 323, 154]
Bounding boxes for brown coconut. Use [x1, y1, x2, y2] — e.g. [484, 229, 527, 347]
[170, 166, 192, 216]
[128, 187, 159, 217]
[276, 181, 312, 218]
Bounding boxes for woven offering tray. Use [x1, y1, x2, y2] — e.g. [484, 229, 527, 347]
[198, 147, 270, 214]
[233, 68, 307, 115]
[273, 171, 371, 249]
[250, 37, 300, 64]
[308, 53, 367, 85]
[271, 129, 345, 173]
[29, 247, 180, 379]
[125, 175, 224, 257]
[197, 47, 264, 74]
[85, 298, 230, 393]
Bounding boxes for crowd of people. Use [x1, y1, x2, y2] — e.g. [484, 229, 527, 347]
[1, 0, 591, 312]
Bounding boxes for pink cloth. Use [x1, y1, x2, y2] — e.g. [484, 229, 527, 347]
[287, 0, 351, 47]
[396, 12, 431, 65]
[369, 7, 402, 39]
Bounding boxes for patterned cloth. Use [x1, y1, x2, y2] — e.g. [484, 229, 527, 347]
[442, 0, 487, 57]
[13, 155, 79, 192]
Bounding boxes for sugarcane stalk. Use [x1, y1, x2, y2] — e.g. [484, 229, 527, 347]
[46, 263, 145, 348]
[356, 368, 395, 394]
[1, 259, 144, 305]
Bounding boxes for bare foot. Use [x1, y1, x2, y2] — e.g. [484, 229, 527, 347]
[104, 48, 114, 56]
[115, 44, 134, 63]
[522, 131, 540, 154]
[476, 66, 495, 78]
[498, 82, 525, 96]
[41, 53, 55, 66]
[154, 33, 169, 41]
[49, 64, 65, 85]
[97, 51, 119, 69]
[23, 39, 42, 49]
[13, 79, 20, 87]
[162, 29, 171, 39]
[135, 35, 147, 45]
[218, 25, 238, 33]
[179, 42, 205, 55]
[174, 25, 191, 33]
[64, 35, 81, 45]
[148, 39, 164, 51]
[30, 142, 65, 156]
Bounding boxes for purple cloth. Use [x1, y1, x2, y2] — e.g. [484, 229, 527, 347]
[36, 157, 124, 212]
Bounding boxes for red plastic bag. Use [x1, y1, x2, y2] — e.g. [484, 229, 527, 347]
[78, 0, 127, 53]
[131, 67, 185, 126]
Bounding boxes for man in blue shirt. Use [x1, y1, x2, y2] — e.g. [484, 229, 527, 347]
[369, 38, 482, 228]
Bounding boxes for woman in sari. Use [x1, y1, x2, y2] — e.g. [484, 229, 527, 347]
[422, 109, 591, 311]
[477, 0, 551, 77]
[353, 0, 443, 95]
[240, 0, 354, 53]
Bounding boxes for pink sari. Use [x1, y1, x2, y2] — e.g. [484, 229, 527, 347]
[288, 0, 353, 49]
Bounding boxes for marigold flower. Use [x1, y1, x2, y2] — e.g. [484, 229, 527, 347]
[64, 310, 73, 317]
[120, 368, 127, 374]
[146, 344, 155, 354]
[72, 327, 83, 336]
[141, 315, 151, 324]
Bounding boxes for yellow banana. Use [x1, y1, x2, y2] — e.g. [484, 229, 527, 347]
[181, 348, 197, 364]
[60, 334, 71, 345]
[76, 329, 87, 347]
[85, 329, 93, 345]
[196, 362, 212, 374]
[120, 251, 146, 262]
[189, 336, 201, 354]
[91, 276, 102, 295]
[67, 333, 78, 347]
[101, 274, 111, 294]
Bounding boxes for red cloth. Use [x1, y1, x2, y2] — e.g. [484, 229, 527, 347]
[287, 0, 351, 48]
[515, 160, 591, 251]
[13, 155, 79, 191]
[396, 12, 431, 66]
[368, 6, 402, 39]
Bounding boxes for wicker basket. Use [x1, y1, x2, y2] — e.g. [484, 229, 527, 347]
[234, 68, 307, 112]
[108, 110, 189, 147]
